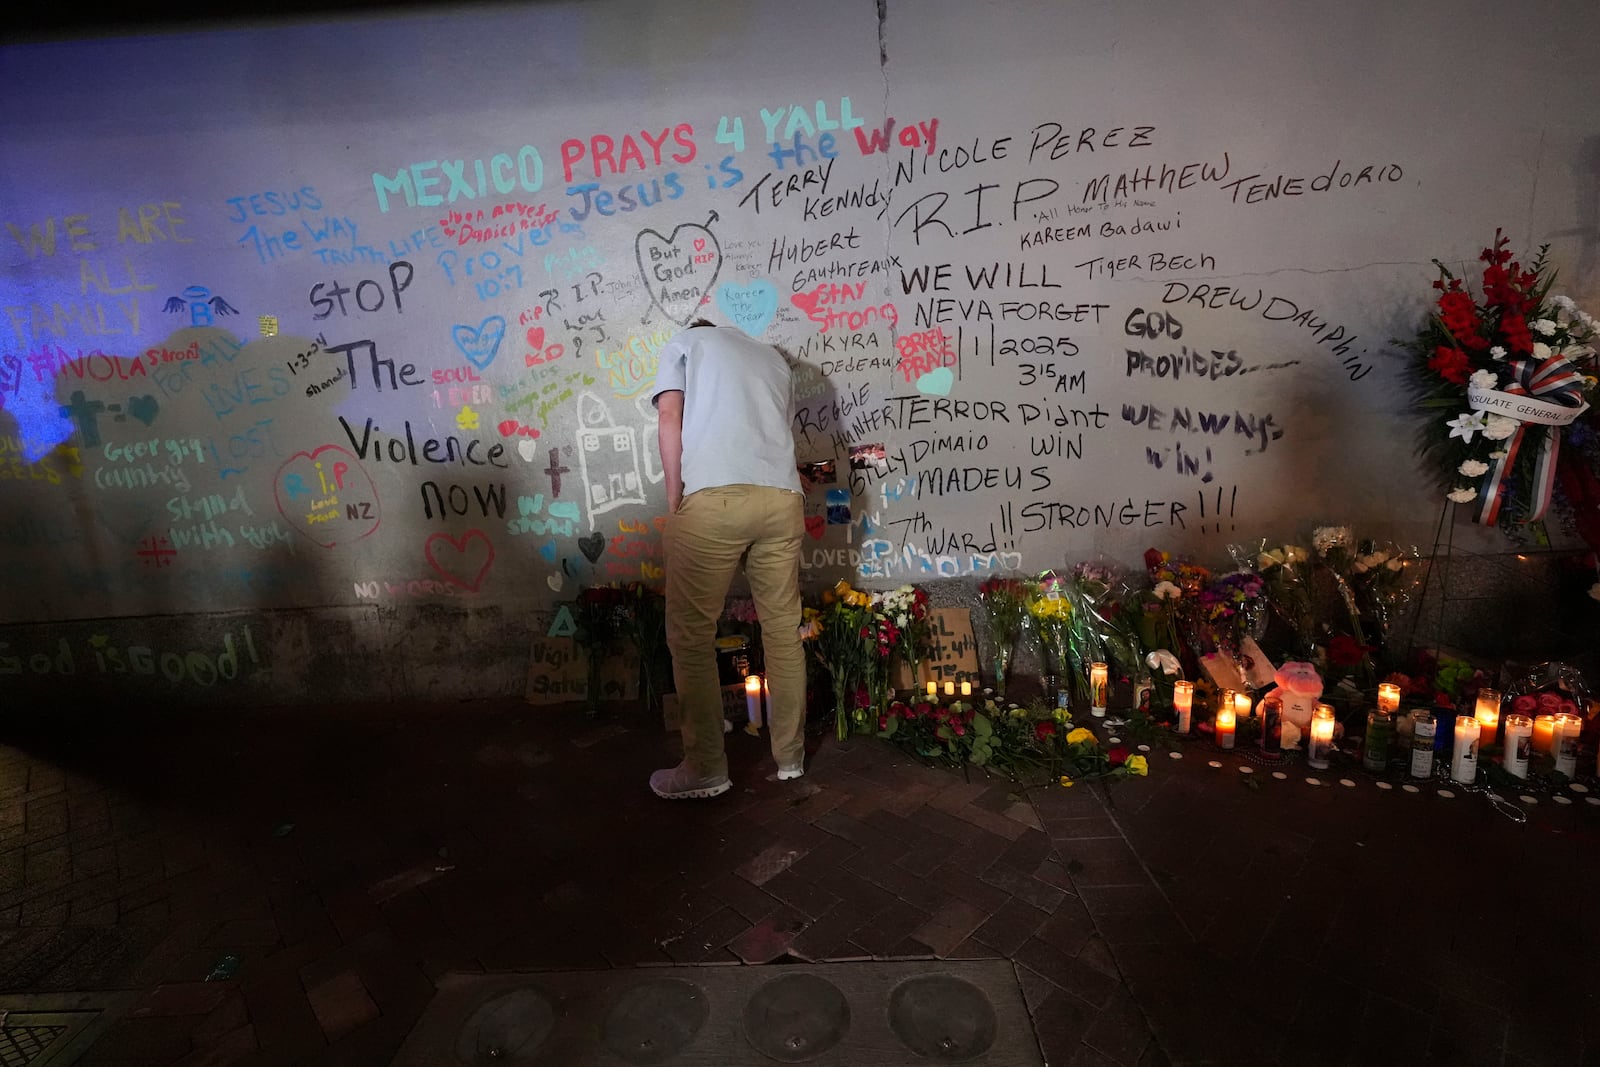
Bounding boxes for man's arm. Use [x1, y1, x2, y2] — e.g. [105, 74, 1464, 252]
[656, 389, 685, 513]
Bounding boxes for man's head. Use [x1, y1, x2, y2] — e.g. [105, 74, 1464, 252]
[688, 317, 715, 329]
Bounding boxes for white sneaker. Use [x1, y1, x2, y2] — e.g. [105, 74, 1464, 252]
[649, 762, 732, 799]
[776, 764, 805, 781]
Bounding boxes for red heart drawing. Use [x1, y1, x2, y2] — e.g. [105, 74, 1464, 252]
[526, 326, 545, 349]
[804, 515, 826, 540]
[497, 419, 520, 438]
[425, 530, 495, 591]
[693, 238, 706, 252]
[273, 446, 381, 548]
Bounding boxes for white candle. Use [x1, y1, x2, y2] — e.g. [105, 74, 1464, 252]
[1552, 712, 1582, 777]
[961, 680, 972, 697]
[1173, 680, 1193, 735]
[1377, 682, 1401, 715]
[1503, 713, 1532, 779]
[1089, 662, 1109, 717]
[926, 680, 937, 698]
[1215, 706, 1236, 750]
[944, 681, 955, 697]
[1451, 714, 1478, 783]
[1307, 704, 1335, 770]
[1234, 690, 1254, 722]
[745, 675, 764, 727]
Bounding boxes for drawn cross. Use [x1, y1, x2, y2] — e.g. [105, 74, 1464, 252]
[543, 447, 571, 497]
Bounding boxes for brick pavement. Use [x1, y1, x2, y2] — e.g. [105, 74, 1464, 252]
[1, 700, 1597, 1066]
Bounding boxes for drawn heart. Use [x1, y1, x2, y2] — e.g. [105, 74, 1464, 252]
[425, 529, 495, 592]
[547, 572, 564, 592]
[452, 316, 506, 370]
[716, 281, 778, 337]
[578, 532, 606, 564]
[518, 438, 539, 462]
[804, 515, 826, 540]
[126, 395, 160, 425]
[538, 540, 557, 563]
[526, 326, 544, 350]
[273, 445, 380, 548]
[916, 367, 955, 396]
[635, 223, 722, 326]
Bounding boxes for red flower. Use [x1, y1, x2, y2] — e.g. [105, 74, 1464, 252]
[1560, 699, 1579, 717]
[1034, 721, 1057, 741]
[912, 701, 932, 719]
[1537, 692, 1562, 712]
[952, 723, 966, 737]
[1326, 634, 1372, 667]
[878, 715, 890, 730]
[1427, 345, 1470, 384]
[1107, 746, 1129, 767]
[1511, 694, 1538, 716]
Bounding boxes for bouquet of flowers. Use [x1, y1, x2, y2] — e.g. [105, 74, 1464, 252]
[1347, 540, 1421, 664]
[1195, 570, 1266, 662]
[573, 584, 631, 717]
[1244, 540, 1317, 656]
[876, 584, 933, 687]
[805, 579, 877, 740]
[978, 575, 1035, 696]
[618, 581, 670, 718]
[1400, 229, 1599, 541]
[1027, 572, 1075, 692]
[1309, 525, 1375, 685]
[1143, 549, 1212, 675]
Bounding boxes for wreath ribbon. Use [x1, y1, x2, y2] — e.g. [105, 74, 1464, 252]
[1468, 353, 1590, 525]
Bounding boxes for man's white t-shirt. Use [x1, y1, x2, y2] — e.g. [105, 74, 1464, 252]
[648, 325, 802, 497]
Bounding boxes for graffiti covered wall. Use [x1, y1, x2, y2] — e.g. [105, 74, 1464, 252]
[2, 0, 1597, 704]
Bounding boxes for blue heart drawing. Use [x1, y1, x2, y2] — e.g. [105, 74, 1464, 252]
[452, 316, 506, 370]
[127, 395, 160, 425]
[916, 367, 954, 396]
[538, 540, 557, 563]
[716, 281, 778, 337]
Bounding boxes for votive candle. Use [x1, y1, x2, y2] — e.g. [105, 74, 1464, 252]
[1503, 713, 1533, 778]
[1215, 705, 1236, 750]
[745, 675, 764, 727]
[1234, 690, 1254, 722]
[1307, 704, 1336, 770]
[961, 680, 972, 697]
[1173, 680, 1194, 735]
[1089, 662, 1109, 717]
[926, 680, 937, 698]
[1532, 714, 1556, 755]
[944, 681, 955, 697]
[1474, 689, 1501, 749]
[1451, 714, 1479, 784]
[1377, 682, 1401, 715]
[1552, 712, 1582, 777]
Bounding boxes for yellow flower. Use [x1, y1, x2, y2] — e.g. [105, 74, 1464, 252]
[1058, 775, 1076, 788]
[1127, 755, 1148, 776]
[1052, 708, 1071, 724]
[1066, 727, 1096, 746]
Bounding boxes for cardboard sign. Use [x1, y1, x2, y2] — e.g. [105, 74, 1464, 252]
[524, 619, 640, 705]
[892, 607, 980, 690]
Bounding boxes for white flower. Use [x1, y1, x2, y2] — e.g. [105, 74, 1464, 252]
[1468, 369, 1497, 390]
[1490, 346, 1508, 360]
[1446, 411, 1488, 443]
[1533, 318, 1558, 336]
[1482, 415, 1519, 441]
[1447, 487, 1479, 503]
[1312, 527, 1352, 554]
[1552, 295, 1576, 312]
[1490, 449, 1507, 459]
[1458, 459, 1490, 477]
[1532, 341, 1553, 361]
[1145, 649, 1181, 676]
[1153, 580, 1181, 600]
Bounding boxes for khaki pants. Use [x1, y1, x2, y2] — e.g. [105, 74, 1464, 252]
[664, 484, 805, 777]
